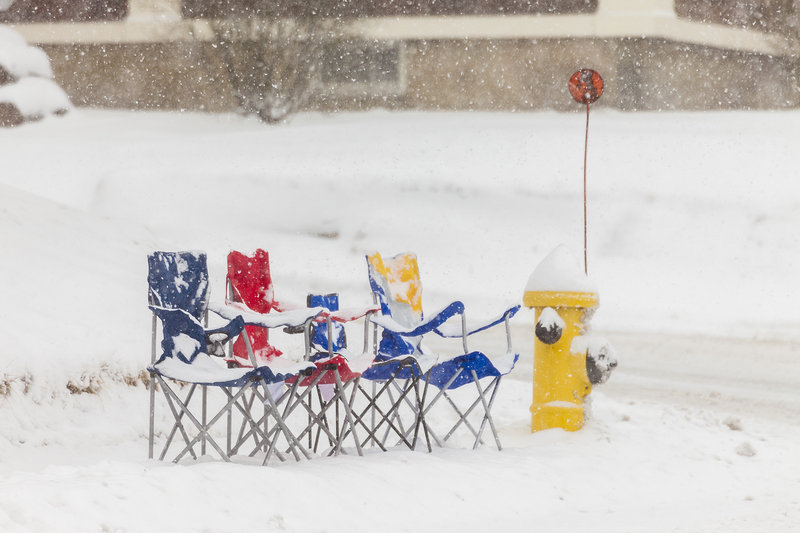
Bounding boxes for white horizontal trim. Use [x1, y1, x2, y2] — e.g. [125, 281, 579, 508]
[10, 13, 791, 56]
[346, 14, 790, 55]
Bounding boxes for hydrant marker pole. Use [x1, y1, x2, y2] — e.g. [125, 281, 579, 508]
[583, 101, 590, 275]
[568, 68, 604, 275]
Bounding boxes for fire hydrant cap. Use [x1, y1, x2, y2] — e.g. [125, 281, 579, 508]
[523, 245, 598, 308]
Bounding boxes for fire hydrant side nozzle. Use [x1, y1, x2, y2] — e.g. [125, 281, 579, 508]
[524, 246, 600, 433]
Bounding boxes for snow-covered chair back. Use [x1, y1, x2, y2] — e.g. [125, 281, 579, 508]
[226, 249, 282, 365]
[367, 251, 423, 329]
[147, 250, 209, 321]
[227, 249, 276, 313]
[148, 250, 245, 367]
[308, 293, 346, 354]
[365, 251, 427, 360]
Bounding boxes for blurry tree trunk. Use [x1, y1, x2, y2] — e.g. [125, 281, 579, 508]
[212, 17, 329, 124]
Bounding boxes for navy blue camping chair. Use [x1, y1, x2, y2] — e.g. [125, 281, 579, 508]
[363, 251, 521, 451]
[147, 251, 316, 464]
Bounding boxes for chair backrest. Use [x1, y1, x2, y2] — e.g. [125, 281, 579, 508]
[366, 252, 423, 329]
[227, 249, 276, 313]
[147, 251, 210, 364]
[365, 252, 425, 359]
[147, 251, 209, 321]
[308, 293, 346, 354]
[226, 249, 281, 364]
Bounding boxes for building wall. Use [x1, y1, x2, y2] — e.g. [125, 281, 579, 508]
[42, 42, 238, 111]
[41, 37, 800, 113]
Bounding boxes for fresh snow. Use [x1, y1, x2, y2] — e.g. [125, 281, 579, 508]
[525, 243, 598, 294]
[537, 307, 566, 330]
[0, 109, 798, 532]
[0, 26, 71, 121]
[0, 43, 53, 79]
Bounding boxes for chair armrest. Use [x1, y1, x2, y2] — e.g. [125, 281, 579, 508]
[209, 300, 324, 328]
[316, 305, 382, 324]
[149, 305, 246, 338]
[370, 301, 465, 337]
[149, 305, 247, 362]
[205, 314, 247, 338]
[434, 304, 521, 337]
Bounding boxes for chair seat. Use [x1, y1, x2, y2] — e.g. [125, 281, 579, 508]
[254, 357, 316, 384]
[150, 353, 259, 387]
[289, 352, 372, 386]
[427, 352, 519, 390]
[360, 351, 437, 381]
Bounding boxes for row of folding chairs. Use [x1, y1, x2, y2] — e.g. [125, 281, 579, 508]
[147, 249, 520, 465]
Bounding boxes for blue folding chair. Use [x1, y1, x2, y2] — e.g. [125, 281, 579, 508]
[147, 251, 317, 464]
[363, 251, 520, 451]
[281, 293, 379, 457]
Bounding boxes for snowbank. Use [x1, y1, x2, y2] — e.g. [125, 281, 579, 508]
[0, 24, 71, 125]
[0, 110, 797, 532]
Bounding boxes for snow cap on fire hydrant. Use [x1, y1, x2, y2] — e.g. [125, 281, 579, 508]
[524, 244, 598, 297]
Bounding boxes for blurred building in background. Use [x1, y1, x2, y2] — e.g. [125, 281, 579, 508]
[5, 0, 800, 113]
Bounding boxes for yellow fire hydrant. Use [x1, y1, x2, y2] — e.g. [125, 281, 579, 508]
[523, 245, 602, 432]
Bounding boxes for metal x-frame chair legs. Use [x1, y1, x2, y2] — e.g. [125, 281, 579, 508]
[150, 373, 262, 463]
[348, 358, 432, 452]
[226, 365, 365, 464]
[415, 369, 504, 450]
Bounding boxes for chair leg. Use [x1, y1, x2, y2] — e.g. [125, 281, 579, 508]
[413, 375, 433, 452]
[156, 376, 233, 463]
[356, 373, 417, 451]
[332, 373, 363, 457]
[442, 391, 487, 444]
[471, 372, 503, 451]
[381, 384, 407, 445]
[441, 379, 498, 446]
[344, 381, 389, 452]
[224, 386, 280, 458]
[158, 381, 199, 461]
[229, 389, 262, 456]
[235, 382, 303, 462]
[402, 369, 465, 448]
[259, 380, 314, 464]
[201, 385, 208, 456]
[275, 372, 341, 457]
[148, 370, 156, 460]
[256, 381, 301, 464]
[421, 372, 504, 450]
[344, 377, 407, 452]
[174, 384, 262, 463]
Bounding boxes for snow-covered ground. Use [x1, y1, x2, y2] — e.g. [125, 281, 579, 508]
[0, 109, 797, 532]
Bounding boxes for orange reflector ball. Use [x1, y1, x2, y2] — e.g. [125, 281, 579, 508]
[568, 69, 604, 105]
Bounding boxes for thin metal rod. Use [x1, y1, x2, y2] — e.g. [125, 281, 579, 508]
[149, 313, 157, 460]
[472, 373, 502, 451]
[327, 317, 333, 356]
[461, 312, 469, 353]
[583, 101, 590, 275]
[201, 385, 207, 456]
[160, 383, 199, 461]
